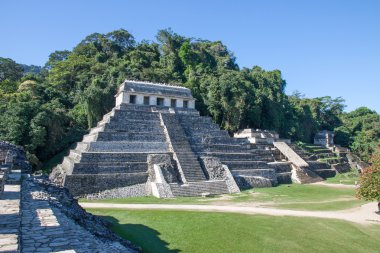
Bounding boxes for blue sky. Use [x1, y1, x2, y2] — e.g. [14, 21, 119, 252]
[1, 0, 379, 112]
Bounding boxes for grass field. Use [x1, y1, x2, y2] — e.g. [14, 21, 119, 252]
[325, 170, 360, 185]
[87, 209, 380, 253]
[81, 184, 366, 211]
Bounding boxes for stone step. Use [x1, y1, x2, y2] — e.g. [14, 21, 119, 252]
[96, 132, 166, 142]
[87, 141, 169, 152]
[82, 133, 98, 142]
[61, 156, 77, 172]
[161, 113, 207, 182]
[72, 162, 147, 174]
[169, 180, 229, 197]
[182, 123, 220, 130]
[268, 161, 292, 173]
[68, 150, 82, 161]
[113, 109, 160, 119]
[222, 161, 269, 170]
[118, 104, 157, 111]
[74, 142, 89, 152]
[277, 172, 292, 184]
[89, 125, 105, 135]
[178, 115, 213, 123]
[79, 152, 163, 163]
[187, 129, 230, 137]
[231, 169, 277, 181]
[193, 144, 250, 153]
[190, 136, 248, 145]
[174, 108, 200, 116]
[308, 161, 331, 170]
[108, 118, 162, 126]
[104, 123, 163, 132]
[312, 169, 336, 179]
[205, 152, 274, 162]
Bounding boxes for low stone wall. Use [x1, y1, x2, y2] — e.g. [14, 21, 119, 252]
[64, 173, 149, 197]
[234, 176, 273, 189]
[85, 183, 150, 199]
[0, 141, 31, 173]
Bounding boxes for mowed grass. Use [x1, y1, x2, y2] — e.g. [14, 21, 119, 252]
[325, 170, 360, 185]
[88, 209, 380, 253]
[80, 184, 366, 211]
[232, 184, 366, 211]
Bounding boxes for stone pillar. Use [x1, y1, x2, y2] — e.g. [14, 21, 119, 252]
[189, 100, 195, 109]
[177, 99, 184, 108]
[164, 97, 171, 107]
[149, 95, 157, 106]
[136, 94, 144, 105]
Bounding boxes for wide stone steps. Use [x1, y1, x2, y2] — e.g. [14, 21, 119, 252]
[268, 161, 293, 173]
[178, 115, 213, 124]
[106, 118, 162, 126]
[182, 123, 220, 130]
[231, 169, 277, 180]
[83, 132, 166, 142]
[204, 152, 274, 162]
[311, 169, 337, 179]
[112, 110, 160, 120]
[161, 114, 207, 182]
[103, 123, 163, 132]
[188, 131, 230, 139]
[169, 180, 229, 197]
[71, 162, 147, 174]
[223, 161, 270, 170]
[86, 141, 169, 152]
[277, 172, 293, 184]
[78, 152, 162, 163]
[192, 144, 250, 153]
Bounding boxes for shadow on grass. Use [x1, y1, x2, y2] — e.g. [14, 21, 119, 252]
[98, 215, 181, 253]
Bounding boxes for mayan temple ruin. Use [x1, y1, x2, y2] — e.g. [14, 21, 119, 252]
[50, 80, 339, 198]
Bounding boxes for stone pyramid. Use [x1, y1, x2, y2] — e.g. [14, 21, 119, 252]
[50, 80, 296, 198]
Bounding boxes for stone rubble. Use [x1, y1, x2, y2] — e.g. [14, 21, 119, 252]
[20, 176, 139, 253]
[1, 141, 139, 253]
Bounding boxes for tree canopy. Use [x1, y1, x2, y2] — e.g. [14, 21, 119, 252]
[0, 29, 379, 168]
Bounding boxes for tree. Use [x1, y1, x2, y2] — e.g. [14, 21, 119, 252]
[357, 150, 380, 202]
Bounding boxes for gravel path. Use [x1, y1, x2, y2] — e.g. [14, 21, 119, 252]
[81, 202, 380, 225]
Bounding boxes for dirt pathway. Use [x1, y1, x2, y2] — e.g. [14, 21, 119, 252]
[310, 182, 357, 189]
[81, 202, 380, 225]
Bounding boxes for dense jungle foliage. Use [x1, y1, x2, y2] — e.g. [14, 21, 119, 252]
[0, 29, 379, 168]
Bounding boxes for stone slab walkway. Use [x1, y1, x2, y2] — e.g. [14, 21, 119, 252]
[20, 179, 135, 253]
[0, 181, 21, 252]
[1, 172, 137, 253]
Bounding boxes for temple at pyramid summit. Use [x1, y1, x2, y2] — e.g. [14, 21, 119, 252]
[50, 80, 339, 198]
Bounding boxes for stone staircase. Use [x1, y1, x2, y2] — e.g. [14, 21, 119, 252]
[169, 180, 230, 197]
[178, 114, 282, 188]
[161, 113, 207, 182]
[51, 105, 171, 197]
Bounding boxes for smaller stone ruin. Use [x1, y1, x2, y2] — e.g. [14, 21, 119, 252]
[234, 129, 290, 149]
[314, 130, 334, 148]
[0, 141, 31, 196]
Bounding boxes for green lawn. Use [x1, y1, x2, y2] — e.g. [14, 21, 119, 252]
[325, 170, 360, 185]
[81, 184, 366, 211]
[87, 209, 380, 253]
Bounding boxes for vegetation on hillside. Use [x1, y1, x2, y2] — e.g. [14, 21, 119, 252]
[357, 150, 380, 201]
[0, 28, 379, 168]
